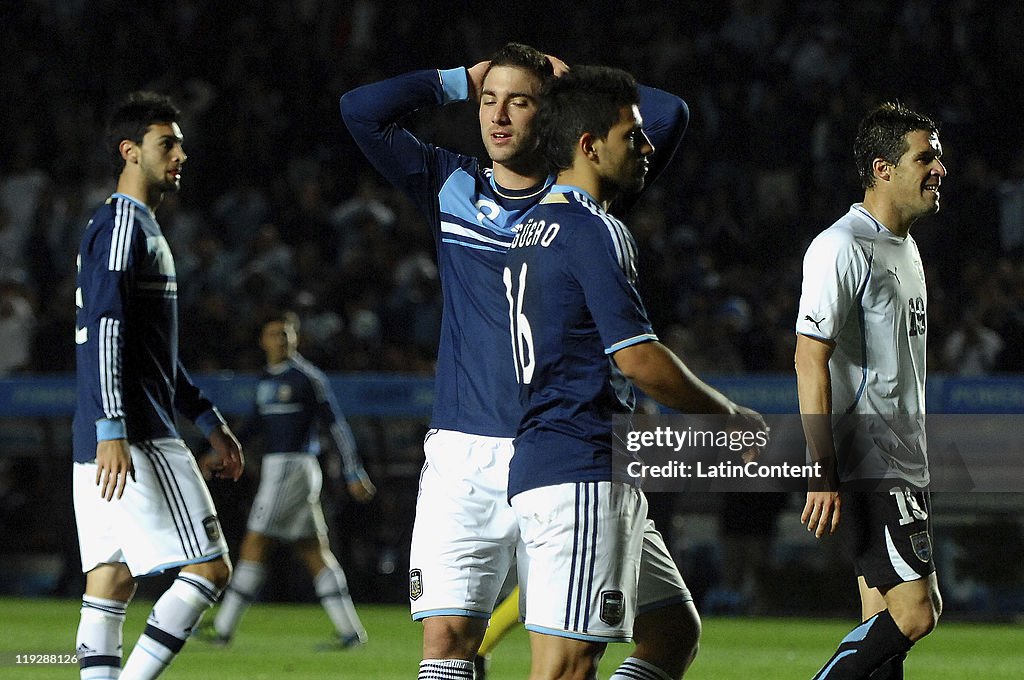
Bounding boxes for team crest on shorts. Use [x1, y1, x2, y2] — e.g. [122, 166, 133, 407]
[909, 532, 932, 563]
[600, 590, 625, 626]
[409, 569, 423, 600]
[202, 516, 222, 542]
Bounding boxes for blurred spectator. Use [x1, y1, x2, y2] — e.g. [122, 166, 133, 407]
[0, 280, 36, 375]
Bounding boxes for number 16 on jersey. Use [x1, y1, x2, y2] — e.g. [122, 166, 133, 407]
[504, 263, 535, 384]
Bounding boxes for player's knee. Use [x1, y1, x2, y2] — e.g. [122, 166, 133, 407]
[183, 555, 233, 590]
[632, 602, 701, 677]
[892, 601, 939, 642]
[422, 615, 487, 659]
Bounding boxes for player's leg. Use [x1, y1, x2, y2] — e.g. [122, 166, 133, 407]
[528, 632, 607, 680]
[118, 439, 231, 680]
[857, 578, 905, 680]
[73, 461, 138, 679]
[203, 530, 275, 642]
[78, 563, 137, 680]
[413, 431, 518, 680]
[514, 481, 645, 680]
[614, 517, 699, 680]
[296, 534, 368, 646]
[205, 452, 303, 642]
[812, 489, 938, 679]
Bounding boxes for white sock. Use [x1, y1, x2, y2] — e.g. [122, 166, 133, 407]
[213, 560, 266, 638]
[610, 656, 675, 680]
[314, 564, 366, 640]
[418, 659, 475, 680]
[77, 596, 128, 680]
[120, 574, 221, 680]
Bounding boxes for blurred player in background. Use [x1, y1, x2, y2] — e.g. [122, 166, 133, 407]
[796, 102, 945, 679]
[195, 310, 375, 648]
[506, 64, 765, 680]
[72, 91, 244, 680]
[342, 42, 697, 680]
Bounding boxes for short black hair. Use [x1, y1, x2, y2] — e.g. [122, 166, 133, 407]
[537, 65, 640, 171]
[485, 42, 554, 85]
[854, 102, 939, 189]
[106, 91, 180, 176]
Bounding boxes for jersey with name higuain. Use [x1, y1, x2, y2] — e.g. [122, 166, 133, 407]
[505, 187, 656, 499]
[796, 203, 929, 486]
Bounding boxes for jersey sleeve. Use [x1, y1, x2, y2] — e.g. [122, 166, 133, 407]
[568, 215, 657, 354]
[795, 229, 871, 341]
[77, 208, 139, 441]
[340, 68, 470, 230]
[309, 370, 366, 482]
[173, 362, 226, 436]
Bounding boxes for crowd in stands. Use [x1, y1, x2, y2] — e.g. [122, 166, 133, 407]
[3, 0, 1024, 378]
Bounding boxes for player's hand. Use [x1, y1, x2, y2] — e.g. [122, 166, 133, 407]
[204, 425, 244, 481]
[347, 476, 376, 503]
[544, 54, 569, 77]
[95, 438, 134, 501]
[728, 404, 769, 463]
[467, 60, 490, 101]
[801, 491, 840, 538]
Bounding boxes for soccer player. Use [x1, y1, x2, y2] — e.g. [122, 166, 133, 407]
[72, 91, 244, 680]
[505, 65, 765, 680]
[795, 102, 946, 679]
[341, 44, 698, 680]
[195, 311, 375, 648]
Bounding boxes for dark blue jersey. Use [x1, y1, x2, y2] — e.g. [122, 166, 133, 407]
[73, 194, 224, 462]
[505, 187, 655, 499]
[241, 355, 366, 481]
[341, 69, 687, 438]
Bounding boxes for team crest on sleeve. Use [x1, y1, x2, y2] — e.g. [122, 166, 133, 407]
[409, 568, 423, 600]
[909, 532, 932, 563]
[202, 516, 222, 542]
[599, 590, 625, 626]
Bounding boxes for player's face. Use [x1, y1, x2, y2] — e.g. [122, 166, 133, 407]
[260, 321, 298, 364]
[888, 129, 945, 220]
[596, 105, 653, 195]
[136, 122, 187, 193]
[479, 66, 543, 167]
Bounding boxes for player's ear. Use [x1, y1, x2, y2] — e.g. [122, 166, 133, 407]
[580, 132, 599, 162]
[872, 157, 892, 183]
[119, 139, 138, 164]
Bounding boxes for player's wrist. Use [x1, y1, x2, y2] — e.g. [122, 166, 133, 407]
[95, 418, 127, 441]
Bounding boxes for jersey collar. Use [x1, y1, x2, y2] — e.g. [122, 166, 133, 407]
[111, 192, 156, 219]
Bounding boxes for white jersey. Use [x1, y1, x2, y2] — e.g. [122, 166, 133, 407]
[796, 204, 928, 486]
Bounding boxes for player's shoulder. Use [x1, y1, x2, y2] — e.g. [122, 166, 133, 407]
[290, 355, 331, 390]
[806, 206, 875, 259]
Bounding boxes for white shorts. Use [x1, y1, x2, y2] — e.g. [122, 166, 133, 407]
[513, 481, 647, 643]
[73, 438, 228, 577]
[408, 429, 518, 620]
[247, 453, 328, 541]
[638, 516, 692, 611]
